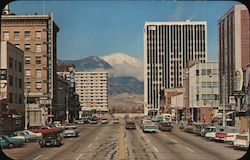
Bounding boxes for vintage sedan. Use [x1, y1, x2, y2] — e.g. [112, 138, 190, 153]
[63, 125, 79, 137]
[14, 131, 37, 142]
[31, 126, 61, 134]
[0, 135, 24, 149]
[158, 121, 173, 131]
[25, 130, 42, 139]
[39, 133, 63, 148]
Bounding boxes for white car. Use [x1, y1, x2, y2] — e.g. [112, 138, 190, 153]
[205, 127, 216, 140]
[233, 132, 249, 149]
[10, 133, 26, 141]
[25, 130, 42, 138]
[101, 118, 108, 124]
[63, 125, 80, 137]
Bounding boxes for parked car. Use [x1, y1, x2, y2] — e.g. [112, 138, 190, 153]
[184, 124, 193, 133]
[193, 123, 207, 135]
[233, 132, 249, 150]
[0, 135, 24, 149]
[39, 133, 63, 148]
[125, 121, 136, 129]
[75, 119, 85, 124]
[25, 130, 42, 139]
[205, 126, 217, 140]
[31, 126, 61, 134]
[201, 126, 214, 137]
[143, 123, 157, 133]
[113, 117, 120, 124]
[101, 118, 108, 124]
[158, 121, 173, 131]
[14, 131, 37, 142]
[63, 125, 80, 137]
[89, 117, 98, 124]
[8, 132, 25, 141]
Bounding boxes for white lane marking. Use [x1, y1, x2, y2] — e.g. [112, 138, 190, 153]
[87, 143, 92, 148]
[171, 139, 178, 143]
[33, 155, 42, 160]
[153, 146, 159, 152]
[75, 153, 83, 160]
[184, 146, 194, 152]
[146, 139, 150, 143]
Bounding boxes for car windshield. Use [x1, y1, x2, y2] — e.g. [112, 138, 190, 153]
[145, 125, 156, 129]
[44, 134, 57, 139]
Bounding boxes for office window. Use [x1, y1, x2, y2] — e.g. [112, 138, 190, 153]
[18, 62, 22, 72]
[18, 78, 22, 89]
[25, 44, 31, 51]
[15, 77, 17, 87]
[9, 57, 13, 68]
[36, 69, 42, 77]
[26, 82, 31, 89]
[9, 75, 13, 86]
[35, 44, 42, 52]
[25, 69, 31, 77]
[36, 81, 42, 89]
[25, 56, 31, 64]
[196, 69, 199, 76]
[18, 95, 23, 104]
[35, 31, 41, 39]
[35, 56, 42, 64]
[14, 31, 20, 40]
[15, 60, 17, 70]
[202, 69, 206, 75]
[24, 31, 31, 40]
[3, 31, 9, 40]
[9, 93, 13, 103]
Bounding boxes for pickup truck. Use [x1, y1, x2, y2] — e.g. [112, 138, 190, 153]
[233, 133, 249, 150]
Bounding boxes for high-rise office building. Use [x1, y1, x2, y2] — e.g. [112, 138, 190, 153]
[144, 20, 207, 116]
[218, 4, 250, 106]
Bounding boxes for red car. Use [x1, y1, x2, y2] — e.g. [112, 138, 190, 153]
[30, 126, 61, 134]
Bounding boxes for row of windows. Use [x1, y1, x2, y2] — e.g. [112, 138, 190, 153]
[9, 92, 23, 104]
[25, 69, 42, 78]
[9, 75, 22, 89]
[26, 81, 42, 90]
[196, 69, 218, 76]
[195, 94, 219, 101]
[25, 56, 42, 64]
[2, 30, 42, 41]
[14, 43, 42, 53]
[9, 57, 23, 73]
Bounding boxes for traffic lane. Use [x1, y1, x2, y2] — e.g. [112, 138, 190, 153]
[37, 124, 106, 160]
[125, 128, 159, 160]
[73, 123, 120, 160]
[167, 125, 246, 160]
[2, 124, 100, 160]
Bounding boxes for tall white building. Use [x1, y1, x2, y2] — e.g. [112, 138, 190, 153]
[189, 62, 219, 122]
[144, 20, 207, 116]
[75, 72, 109, 115]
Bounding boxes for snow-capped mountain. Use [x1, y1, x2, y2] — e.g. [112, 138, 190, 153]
[102, 52, 143, 67]
[101, 53, 144, 81]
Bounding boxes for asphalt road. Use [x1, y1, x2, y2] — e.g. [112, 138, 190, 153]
[2, 121, 246, 160]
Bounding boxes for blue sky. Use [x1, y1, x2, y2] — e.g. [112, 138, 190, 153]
[10, 1, 240, 61]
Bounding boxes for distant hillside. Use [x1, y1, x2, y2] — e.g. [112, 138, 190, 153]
[109, 76, 144, 96]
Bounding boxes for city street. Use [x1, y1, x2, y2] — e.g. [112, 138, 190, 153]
[2, 120, 246, 160]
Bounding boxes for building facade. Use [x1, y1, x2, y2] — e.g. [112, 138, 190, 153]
[218, 4, 250, 106]
[189, 62, 219, 123]
[1, 13, 59, 126]
[144, 20, 208, 116]
[74, 72, 108, 117]
[0, 41, 24, 133]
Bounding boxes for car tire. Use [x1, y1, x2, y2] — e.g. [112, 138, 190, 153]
[8, 143, 14, 149]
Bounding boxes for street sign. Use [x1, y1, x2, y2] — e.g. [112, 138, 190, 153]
[0, 69, 7, 80]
